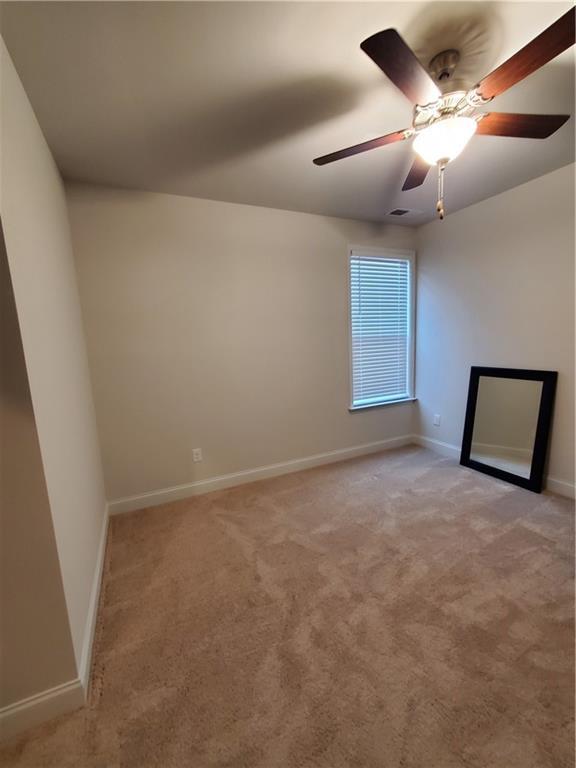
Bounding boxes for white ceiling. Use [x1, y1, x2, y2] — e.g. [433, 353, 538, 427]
[1, 1, 574, 224]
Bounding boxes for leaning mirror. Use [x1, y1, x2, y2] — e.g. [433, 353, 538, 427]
[460, 367, 557, 493]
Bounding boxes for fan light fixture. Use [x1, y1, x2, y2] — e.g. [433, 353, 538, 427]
[413, 116, 478, 166]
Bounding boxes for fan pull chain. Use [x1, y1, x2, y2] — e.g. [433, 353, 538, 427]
[436, 160, 447, 220]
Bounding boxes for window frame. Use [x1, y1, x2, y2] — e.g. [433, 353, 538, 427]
[347, 245, 416, 411]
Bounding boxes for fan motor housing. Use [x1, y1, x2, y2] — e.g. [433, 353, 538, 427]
[429, 49, 461, 83]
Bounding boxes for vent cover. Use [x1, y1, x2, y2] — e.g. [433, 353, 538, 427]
[388, 208, 411, 216]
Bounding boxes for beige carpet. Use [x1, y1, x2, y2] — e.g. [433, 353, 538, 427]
[2, 447, 574, 768]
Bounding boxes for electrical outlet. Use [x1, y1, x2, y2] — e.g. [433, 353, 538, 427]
[192, 448, 203, 463]
[433, 414, 441, 427]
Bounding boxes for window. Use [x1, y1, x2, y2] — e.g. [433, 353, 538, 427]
[349, 248, 415, 409]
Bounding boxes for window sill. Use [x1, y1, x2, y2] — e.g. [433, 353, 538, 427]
[349, 397, 417, 412]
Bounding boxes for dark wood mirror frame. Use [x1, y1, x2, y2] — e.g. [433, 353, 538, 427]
[460, 367, 557, 493]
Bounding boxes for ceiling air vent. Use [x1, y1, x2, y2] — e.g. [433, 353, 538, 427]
[388, 208, 411, 216]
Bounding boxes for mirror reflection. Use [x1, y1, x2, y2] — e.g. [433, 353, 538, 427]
[470, 377, 543, 478]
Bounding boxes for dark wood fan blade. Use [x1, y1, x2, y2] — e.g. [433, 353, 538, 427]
[361, 29, 441, 106]
[476, 112, 570, 138]
[402, 156, 431, 190]
[476, 7, 575, 100]
[313, 129, 410, 166]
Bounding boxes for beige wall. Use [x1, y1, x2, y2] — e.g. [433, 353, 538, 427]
[0, 39, 107, 672]
[0, 224, 77, 707]
[66, 184, 416, 501]
[415, 164, 575, 488]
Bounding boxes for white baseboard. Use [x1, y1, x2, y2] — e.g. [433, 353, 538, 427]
[0, 508, 109, 742]
[78, 508, 109, 694]
[0, 679, 83, 742]
[415, 434, 575, 499]
[546, 476, 575, 499]
[108, 435, 415, 514]
[412, 434, 460, 459]
[108, 431, 574, 514]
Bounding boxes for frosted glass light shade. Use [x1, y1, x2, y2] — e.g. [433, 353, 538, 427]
[413, 116, 477, 165]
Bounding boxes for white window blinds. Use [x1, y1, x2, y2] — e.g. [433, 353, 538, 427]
[350, 251, 413, 408]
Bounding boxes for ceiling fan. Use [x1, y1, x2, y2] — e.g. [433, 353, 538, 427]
[313, 7, 575, 219]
